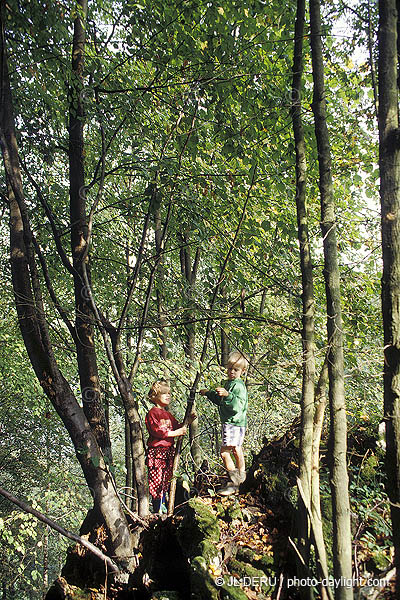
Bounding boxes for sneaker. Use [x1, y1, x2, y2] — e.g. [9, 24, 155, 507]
[228, 469, 247, 486]
[217, 481, 238, 496]
[238, 469, 246, 484]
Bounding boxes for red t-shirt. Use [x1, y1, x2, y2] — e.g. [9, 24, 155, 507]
[145, 406, 181, 448]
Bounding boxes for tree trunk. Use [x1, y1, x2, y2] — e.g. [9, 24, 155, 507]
[311, 359, 330, 600]
[125, 412, 134, 510]
[291, 0, 317, 588]
[0, 1, 136, 570]
[154, 208, 169, 361]
[112, 348, 149, 517]
[68, 0, 112, 463]
[378, 0, 400, 590]
[180, 237, 202, 470]
[309, 0, 353, 596]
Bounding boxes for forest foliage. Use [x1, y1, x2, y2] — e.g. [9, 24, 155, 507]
[0, 0, 389, 597]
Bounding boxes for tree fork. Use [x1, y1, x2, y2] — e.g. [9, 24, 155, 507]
[0, 2, 136, 570]
[0, 486, 120, 574]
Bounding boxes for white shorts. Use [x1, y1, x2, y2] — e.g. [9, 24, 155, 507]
[221, 423, 246, 447]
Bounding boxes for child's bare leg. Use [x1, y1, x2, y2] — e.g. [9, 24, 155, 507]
[232, 446, 245, 471]
[218, 446, 244, 495]
[220, 446, 235, 471]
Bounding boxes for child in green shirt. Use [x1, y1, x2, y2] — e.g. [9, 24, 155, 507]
[200, 351, 249, 495]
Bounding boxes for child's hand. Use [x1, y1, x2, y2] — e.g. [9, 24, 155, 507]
[216, 387, 228, 397]
[179, 425, 187, 436]
[199, 389, 208, 396]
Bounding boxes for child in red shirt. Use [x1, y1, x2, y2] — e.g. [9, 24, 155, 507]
[145, 381, 187, 514]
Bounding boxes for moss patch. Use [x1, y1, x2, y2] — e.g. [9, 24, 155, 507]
[150, 592, 181, 600]
[45, 577, 104, 600]
[177, 498, 220, 558]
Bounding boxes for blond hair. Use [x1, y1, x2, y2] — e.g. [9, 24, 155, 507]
[227, 351, 249, 371]
[148, 380, 170, 405]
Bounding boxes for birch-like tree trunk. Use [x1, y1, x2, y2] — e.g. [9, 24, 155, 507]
[309, 0, 353, 596]
[378, 0, 400, 590]
[291, 0, 316, 586]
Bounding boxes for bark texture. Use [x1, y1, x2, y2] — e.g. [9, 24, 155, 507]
[0, 0, 136, 570]
[309, 0, 353, 596]
[68, 0, 112, 462]
[378, 0, 400, 590]
[291, 0, 316, 585]
[180, 234, 202, 470]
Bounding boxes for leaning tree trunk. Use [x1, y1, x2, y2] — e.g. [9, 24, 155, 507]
[0, 0, 136, 570]
[309, 0, 353, 597]
[378, 0, 400, 591]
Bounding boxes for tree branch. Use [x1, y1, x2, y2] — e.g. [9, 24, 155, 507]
[0, 485, 120, 573]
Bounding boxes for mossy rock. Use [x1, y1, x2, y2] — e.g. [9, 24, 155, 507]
[177, 498, 220, 558]
[188, 498, 220, 541]
[45, 577, 103, 600]
[228, 558, 273, 596]
[214, 501, 226, 518]
[199, 538, 220, 563]
[257, 553, 275, 572]
[236, 546, 275, 574]
[190, 555, 220, 600]
[235, 546, 255, 563]
[150, 592, 181, 600]
[213, 498, 242, 523]
[262, 471, 290, 504]
[225, 499, 243, 522]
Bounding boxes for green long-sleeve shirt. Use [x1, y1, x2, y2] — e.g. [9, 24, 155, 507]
[205, 378, 248, 427]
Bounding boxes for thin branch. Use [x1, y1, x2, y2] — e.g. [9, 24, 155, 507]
[31, 234, 77, 343]
[0, 485, 120, 573]
[117, 201, 153, 343]
[19, 158, 74, 275]
[168, 163, 258, 514]
[129, 201, 173, 380]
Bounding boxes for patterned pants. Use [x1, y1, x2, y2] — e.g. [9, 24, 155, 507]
[146, 446, 175, 499]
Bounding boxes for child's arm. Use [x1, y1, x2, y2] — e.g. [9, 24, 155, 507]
[216, 380, 247, 411]
[146, 412, 187, 440]
[168, 413, 187, 437]
[166, 425, 187, 437]
[199, 388, 221, 405]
